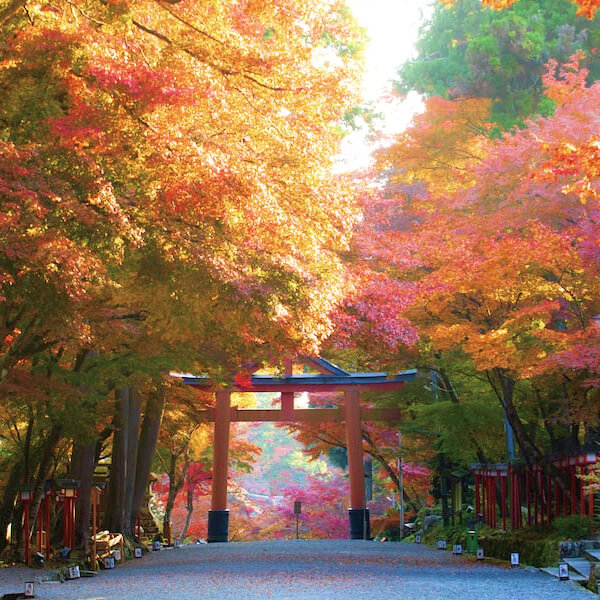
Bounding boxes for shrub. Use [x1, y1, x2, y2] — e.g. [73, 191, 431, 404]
[552, 515, 596, 540]
[478, 527, 560, 567]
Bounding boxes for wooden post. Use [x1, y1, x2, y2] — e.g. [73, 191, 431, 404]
[526, 469, 531, 526]
[208, 391, 231, 542]
[515, 472, 521, 529]
[281, 359, 294, 418]
[44, 492, 51, 560]
[570, 465, 576, 515]
[561, 465, 567, 517]
[37, 502, 43, 555]
[345, 389, 368, 539]
[23, 499, 30, 566]
[501, 473, 507, 531]
[91, 487, 99, 570]
[580, 467, 586, 515]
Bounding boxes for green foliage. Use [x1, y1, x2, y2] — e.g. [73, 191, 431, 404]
[478, 527, 560, 567]
[396, 0, 600, 128]
[552, 514, 596, 539]
[424, 522, 560, 567]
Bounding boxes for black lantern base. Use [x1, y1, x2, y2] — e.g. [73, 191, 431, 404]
[207, 510, 229, 543]
[349, 508, 370, 540]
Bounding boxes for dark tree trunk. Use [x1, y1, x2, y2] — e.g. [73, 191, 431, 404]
[131, 384, 166, 532]
[24, 423, 63, 552]
[71, 440, 96, 549]
[105, 388, 129, 533]
[489, 369, 543, 464]
[0, 460, 23, 553]
[123, 387, 141, 538]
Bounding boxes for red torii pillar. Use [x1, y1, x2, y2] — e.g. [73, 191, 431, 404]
[345, 389, 369, 539]
[207, 391, 232, 543]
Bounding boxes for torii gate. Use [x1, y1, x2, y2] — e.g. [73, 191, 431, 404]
[175, 357, 416, 542]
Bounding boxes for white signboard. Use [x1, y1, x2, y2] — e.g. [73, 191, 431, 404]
[510, 552, 519, 566]
[414, 533, 421, 544]
[558, 563, 569, 580]
[113, 548, 121, 562]
[437, 540, 446, 550]
[134, 547, 143, 558]
[67, 565, 80, 579]
[476, 548, 484, 560]
[24, 582, 35, 598]
[452, 544, 463, 555]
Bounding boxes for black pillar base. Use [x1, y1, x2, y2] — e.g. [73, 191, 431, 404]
[349, 508, 371, 540]
[207, 510, 229, 543]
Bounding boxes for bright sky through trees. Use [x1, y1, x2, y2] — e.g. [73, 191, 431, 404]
[340, 0, 433, 170]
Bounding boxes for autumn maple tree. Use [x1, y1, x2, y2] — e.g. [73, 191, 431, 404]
[338, 48, 600, 506]
[0, 0, 365, 552]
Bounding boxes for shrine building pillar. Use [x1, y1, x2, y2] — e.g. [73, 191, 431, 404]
[344, 388, 370, 539]
[208, 391, 231, 542]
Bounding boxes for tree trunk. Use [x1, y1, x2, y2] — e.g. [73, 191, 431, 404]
[104, 388, 129, 533]
[123, 387, 141, 538]
[163, 455, 189, 542]
[130, 384, 166, 533]
[24, 423, 63, 553]
[178, 484, 194, 543]
[0, 460, 23, 553]
[71, 440, 96, 550]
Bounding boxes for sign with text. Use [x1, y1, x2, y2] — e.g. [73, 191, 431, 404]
[452, 544, 462, 555]
[437, 540, 446, 550]
[510, 552, 519, 566]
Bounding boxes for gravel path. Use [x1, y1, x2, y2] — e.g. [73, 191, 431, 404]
[0, 539, 595, 599]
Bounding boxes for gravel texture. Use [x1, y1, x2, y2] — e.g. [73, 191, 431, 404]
[0, 539, 595, 599]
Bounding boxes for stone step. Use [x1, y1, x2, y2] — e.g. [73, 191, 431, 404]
[586, 549, 600, 561]
[539, 567, 587, 582]
[565, 558, 591, 579]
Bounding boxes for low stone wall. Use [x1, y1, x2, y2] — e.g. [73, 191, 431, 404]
[560, 538, 600, 558]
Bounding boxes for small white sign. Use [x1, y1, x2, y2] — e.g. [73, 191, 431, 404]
[437, 540, 446, 550]
[103, 556, 115, 569]
[510, 552, 519, 566]
[476, 548, 484, 560]
[113, 548, 121, 562]
[558, 562, 569, 580]
[174, 539, 180, 548]
[24, 582, 35, 598]
[453, 544, 463, 555]
[134, 547, 143, 558]
[67, 565, 80, 579]
[153, 540, 162, 551]
[414, 533, 421, 544]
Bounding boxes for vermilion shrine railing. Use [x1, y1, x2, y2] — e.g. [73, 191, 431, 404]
[471, 452, 598, 530]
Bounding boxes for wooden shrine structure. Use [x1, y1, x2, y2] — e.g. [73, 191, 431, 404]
[175, 357, 417, 542]
[472, 452, 598, 530]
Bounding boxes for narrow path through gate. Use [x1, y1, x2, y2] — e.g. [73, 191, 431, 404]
[175, 357, 416, 542]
